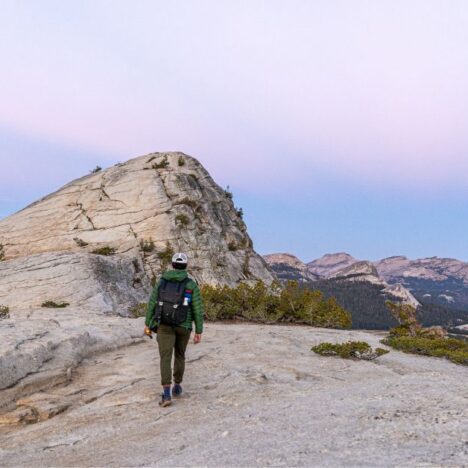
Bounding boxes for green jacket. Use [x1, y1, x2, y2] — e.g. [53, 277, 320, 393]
[145, 269, 204, 334]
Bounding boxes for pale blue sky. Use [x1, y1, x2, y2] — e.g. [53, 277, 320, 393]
[1, 1, 467, 261]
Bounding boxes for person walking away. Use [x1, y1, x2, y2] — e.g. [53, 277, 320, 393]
[144, 252, 204, 407]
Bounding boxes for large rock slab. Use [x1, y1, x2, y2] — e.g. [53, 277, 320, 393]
[0, 252, 149, 313]
[0, 323, 466, 466]
[0, 306, 143, 395]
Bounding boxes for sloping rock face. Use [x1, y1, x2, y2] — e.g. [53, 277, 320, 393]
[0, 152, 273, 287]
[0, 252, 148, 393]
[263, 253, 318, 282]
[330, 260, 381, 282]
[0, 305, 142, 393]
[0, 252, 149, 313]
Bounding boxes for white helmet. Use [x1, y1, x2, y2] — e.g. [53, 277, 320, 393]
[172, 252, 188, 269]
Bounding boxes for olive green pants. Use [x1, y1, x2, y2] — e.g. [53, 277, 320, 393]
[157, 324, 192, 386]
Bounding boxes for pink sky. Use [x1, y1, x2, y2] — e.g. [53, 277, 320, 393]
[1, 0, 468, 193]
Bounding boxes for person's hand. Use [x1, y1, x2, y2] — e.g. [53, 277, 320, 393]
[193, 333, 202, 344]
[144, 326, 153, 339]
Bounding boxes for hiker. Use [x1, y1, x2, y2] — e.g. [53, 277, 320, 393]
[144, 252, 204, 407]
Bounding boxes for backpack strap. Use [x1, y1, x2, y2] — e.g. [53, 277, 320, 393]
[158, 278, 168, 293]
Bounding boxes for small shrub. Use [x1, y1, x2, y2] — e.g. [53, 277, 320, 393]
[175, 214, 189, 226]
[381, 335, 468, 366]
[224, 186, 233, 200]
[158, 241, 174, 269]
[73, 237, 88, 247]
[140, 238, 155, 252]
[176, 197, 198, 209]
[0, 305, 10, 319]
[147, 155, 157, 163]
[235, 207, 244, 219]
[178, 156, 185, 166]
[385, 301, 421, 336]
[312, 341, 389, 360]
[242, 254, 250, 277]
[91, 246, 116, 256]
[152, 156, 169, 169]
[0, 243, 4, 261]
[375, 347, 390, 357]
[41, 301, 70, 308]
[129, 303, 147, 318]
[383, 301, 467, 365]
[228, 241, 237, 251]
[90, 166, 102, 173]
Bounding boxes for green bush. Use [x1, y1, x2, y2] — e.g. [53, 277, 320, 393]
[242, 254, 250, 277]
[381, 335, 468, 366]
[0, 243, 4, 261]
[41, 301, 70, 308]
[228, 241, 238, 251]
[224, 186, 233, 200]
[158, 241, 174, 269]
[175, 214, 189, 226]
[129, 303, 147, 317]
[140, 238, 155, 252]
[178, 156, 185, 166]
[0, 305, 10, 319]
[200, 280, 352, 328]
[91, 246, 116, 256]
[90, 166, 102, 173]
[382, 301, 468, 365]
[152, 156, 169, 169]
[312, 341, 389, 360]
[176, 197, 198, 209]
[235, 207, 244, 219]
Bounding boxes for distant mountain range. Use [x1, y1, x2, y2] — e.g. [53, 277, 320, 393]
[264, 252, 468, 330]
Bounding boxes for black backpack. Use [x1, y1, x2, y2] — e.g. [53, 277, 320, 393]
[155, 278, 190, 326]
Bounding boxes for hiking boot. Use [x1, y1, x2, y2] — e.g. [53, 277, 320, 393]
[159, 393, 172, 407]
[172, 383, 183, 398]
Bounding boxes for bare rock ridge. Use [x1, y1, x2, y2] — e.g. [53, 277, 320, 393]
[307, 252, 357, 277]
[264, 256, 421, 306]
[263, 253, 318, 282]
[0, 152, 274, 293]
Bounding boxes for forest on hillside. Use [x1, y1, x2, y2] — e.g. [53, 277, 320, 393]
[307, 279, 468, 330]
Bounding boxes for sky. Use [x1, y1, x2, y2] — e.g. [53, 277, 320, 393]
[1, 0, 467, 261]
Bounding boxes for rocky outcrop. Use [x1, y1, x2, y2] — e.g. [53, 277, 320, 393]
[0, 252, 149, 313]
[307, 252, 358, 278]
[376, 256, 468, 283]
[263, 253, 318, 282]
[329, 260, 381, 282]
[376, 256, 468, 310]
[0, 152, 273, 287]
[328, 261, 420, 308]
